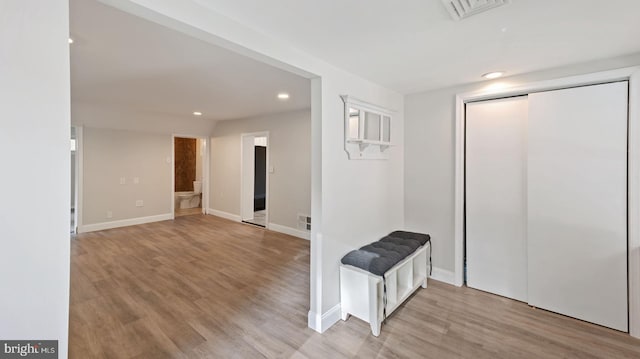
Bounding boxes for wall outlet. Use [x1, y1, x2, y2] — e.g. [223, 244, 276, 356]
[298, 214, 311, 231]
[135, 200, 144, 207]
[106, 210, 113, 219]
[119, 177, 126, 185]
[133, 177, 139, 184]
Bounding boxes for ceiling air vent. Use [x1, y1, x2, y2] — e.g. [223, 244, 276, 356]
[442, 0, 509, 21]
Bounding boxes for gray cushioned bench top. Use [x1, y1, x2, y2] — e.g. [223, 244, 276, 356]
[340, 231, 431, 276]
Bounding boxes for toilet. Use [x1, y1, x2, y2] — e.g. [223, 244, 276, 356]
[178, 181, 202, 209]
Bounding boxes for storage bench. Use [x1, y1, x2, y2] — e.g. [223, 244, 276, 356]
[339, 231, 431, 336]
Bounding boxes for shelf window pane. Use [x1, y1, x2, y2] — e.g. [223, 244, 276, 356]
[348, 108, 360, 139]
[382, 116, 391, 142]
[364, 111, 381, 141]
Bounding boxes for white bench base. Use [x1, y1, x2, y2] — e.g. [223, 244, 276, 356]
[339, 243, 430, 336]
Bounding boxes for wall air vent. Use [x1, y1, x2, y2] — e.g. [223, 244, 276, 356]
[441, 0, 509, 21]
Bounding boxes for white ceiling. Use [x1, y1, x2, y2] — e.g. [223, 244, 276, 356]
[70, 0, 310, 122]
[193, 0, 640, 93]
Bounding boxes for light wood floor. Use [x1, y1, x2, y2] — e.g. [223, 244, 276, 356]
[70, 215, 640, 358]
[244, 210, 266, 227]
[174, 207, 203, 217]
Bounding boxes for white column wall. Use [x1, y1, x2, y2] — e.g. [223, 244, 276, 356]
[0, 1, 71, 356]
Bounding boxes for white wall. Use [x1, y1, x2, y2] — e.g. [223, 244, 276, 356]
[254, 136, 267, 146]
[318, 74, 404, 316]
[210, 110, 311, 230]
[72, 101, 217, 135]
[80, 127, 173, 229]
[405, 54, 640, 274]
[0, 0, 70, 356]
[73, 101, 215, 231]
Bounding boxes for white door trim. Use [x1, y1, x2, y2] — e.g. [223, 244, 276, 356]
[240, 131, 270, 228]
[171, 134, 210, 218]
[202, 136, 210, 212]
[454, 65, 640, 337]
[74, 126, 83, 235]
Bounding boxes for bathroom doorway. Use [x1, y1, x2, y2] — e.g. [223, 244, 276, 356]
[173, 135, 208, 218]
[241, 132, 269, 228]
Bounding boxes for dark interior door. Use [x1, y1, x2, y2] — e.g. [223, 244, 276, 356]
[174, 137, 196, 191]
[254, 146, 266, 211]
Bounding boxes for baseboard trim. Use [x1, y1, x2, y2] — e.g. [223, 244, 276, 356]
[308, 311, 321, 333]
[78, 213, 173, 233]
[268, 223, 310, 240]
[205, 211, 311, 241]
[430, 267, 456, 285]
[322, 304, 342, 332]
[308, 303, 341, 333]
[206, 208, 241, 222]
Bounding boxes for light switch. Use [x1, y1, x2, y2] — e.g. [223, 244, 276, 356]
[133, 177, 139, 184]
[119, 177, 126, 185]
[269, 166, 274, 174]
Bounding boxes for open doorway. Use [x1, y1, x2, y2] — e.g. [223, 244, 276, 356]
[173, 136, 207, 217]
[70, 127, 77, 234]
[241, 132, 269, 227]
[68, 0, 317, 354]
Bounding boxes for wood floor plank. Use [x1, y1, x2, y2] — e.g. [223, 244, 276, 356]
[70, 214, 640, 358]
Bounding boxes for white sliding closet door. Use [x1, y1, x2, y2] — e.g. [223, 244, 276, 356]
[466, 96, 529, 301]
[527, 82, 628, 331]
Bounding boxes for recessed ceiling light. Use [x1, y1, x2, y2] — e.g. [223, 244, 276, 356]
[193, 111, 202, 116]
[277, 93, 290, 100]
[68, 38, 74, 44]
[482, 71, 504, 80]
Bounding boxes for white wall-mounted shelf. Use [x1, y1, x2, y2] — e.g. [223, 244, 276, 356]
[346, 139, 394, 152]
[341, 95, 394, 160]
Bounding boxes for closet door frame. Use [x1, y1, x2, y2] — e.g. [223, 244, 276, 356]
[453, 66, 640, 338]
